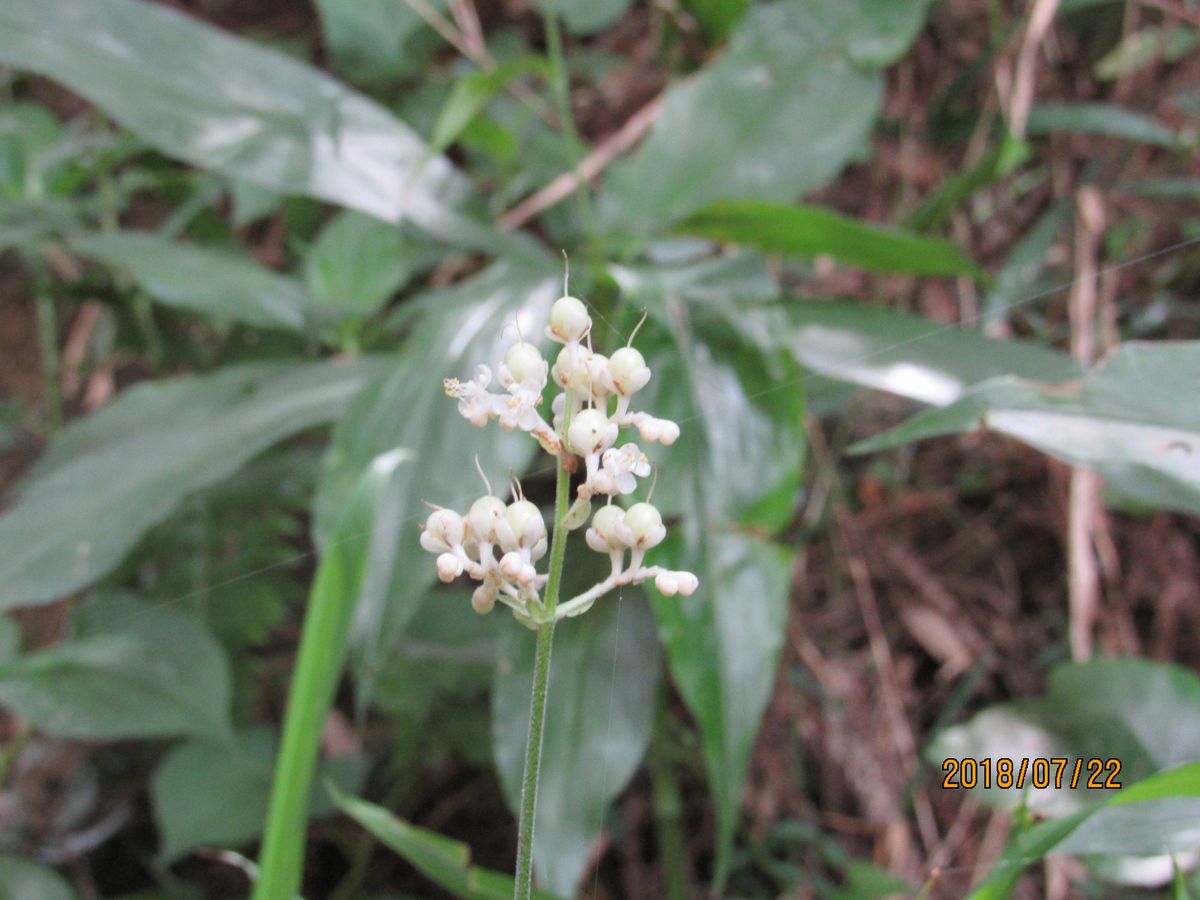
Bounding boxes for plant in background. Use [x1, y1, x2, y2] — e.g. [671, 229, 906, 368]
[421, 282, 697, 897]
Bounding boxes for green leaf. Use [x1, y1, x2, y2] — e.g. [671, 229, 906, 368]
[1095, 27, 1200, 81]
[779, 301, 1080, 406]
[681, 0, 749, 42]
[303, 211, 423, 324]
[429, 58, 547, 157]
[493, 582, 661, 897]
[981, 200, 1071, 328]
[851, 342, 1200, 516]
[613, 256, 803, 527]
[677, 200, 981, 276]
[609, 258, 802, 885]
[0, 856, 76, 900]
[534, 0, 629, 35]
[0, 592, 231, 741]
[314, 0, 442, 85]
[0, 0, 512, 252]
[905, 135, 1031, 233]
[313, 261, 557, 698]
[1120, 178, 1200, 202]
[1026, 103, 1182, 149]
[0, 358, 383, 609]
[599, 0, 933, 235]
[932, 658, 1200, 815]
[329, 784, 564, 899]
[153, 727, 365, 861]
[73, 232, 311, 333]
[651, 531, 793, 888]
[943, 660, 1200, 897]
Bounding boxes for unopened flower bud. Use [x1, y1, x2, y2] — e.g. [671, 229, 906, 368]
[654, 571, 679, 596]
[501, 341, 547, 387]
[675, 571, 699, 596]
[467, 495, 506, 543]
[607, 347, 651, 396]
[496, 500, 546, 552]
[436, 552, 463, 582]
[471, 584, 497, 614]
[568, 408, 617, 456]
[586, 504, 628, 553]
[548, 296, 590, 343]
[421, 508, 465, 553]
[499, 551, 525, 580]
[623, 502, 666, 550]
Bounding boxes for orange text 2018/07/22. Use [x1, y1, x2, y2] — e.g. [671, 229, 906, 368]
[940, 757, 1122, 790]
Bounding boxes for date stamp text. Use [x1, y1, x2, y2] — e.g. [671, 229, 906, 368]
[941, 757, 1122, 790]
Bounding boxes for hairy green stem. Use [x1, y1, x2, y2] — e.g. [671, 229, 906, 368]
[514, 395, 574, 899]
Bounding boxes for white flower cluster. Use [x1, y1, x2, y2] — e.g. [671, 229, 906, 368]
[424, 292, 698, 624]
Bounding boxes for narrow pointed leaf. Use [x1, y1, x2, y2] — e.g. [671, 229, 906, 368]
[329, 784, 564, 899]
[678, 200, 981, 276]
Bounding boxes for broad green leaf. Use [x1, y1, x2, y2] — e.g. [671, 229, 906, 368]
[651, 531, 792, 888]
[0, 592, 231, 741]
[1026, 103, 1182, 149]
[153, 727, 365, 861]
[329, 784, 563, 900]
[314, 0, 442, 86]
[677, 200, 981, 276]
[313, 260, 557, 696]
[0, 358, 383, 609]
[610, 257, 802, 885]
[73, 232, 311, 333]
[493, 581, 661, 897]
[303, 211, 423, 324]
[0, 856, 76, 900]
[852, 342, 1200, 516]
[0, 0, 517, 254]
[535, 0, 629, 35]
[599, 0, 933, 235]
[779, 301, 1080, 406]
[429, 58, 547, 157]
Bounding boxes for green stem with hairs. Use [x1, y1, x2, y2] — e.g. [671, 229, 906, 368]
[514, 399, 574, 899]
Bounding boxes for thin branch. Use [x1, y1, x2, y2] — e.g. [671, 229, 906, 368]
[500, 94, 663, 231]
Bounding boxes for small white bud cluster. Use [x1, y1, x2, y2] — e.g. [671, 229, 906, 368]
[426, 290, 698, 623]
[420, 495, 549, 616]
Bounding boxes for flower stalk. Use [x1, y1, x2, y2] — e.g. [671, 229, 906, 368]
[423, 289, 697, 895]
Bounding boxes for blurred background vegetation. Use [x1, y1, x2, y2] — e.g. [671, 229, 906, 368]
[0, 0, 1198, 897]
